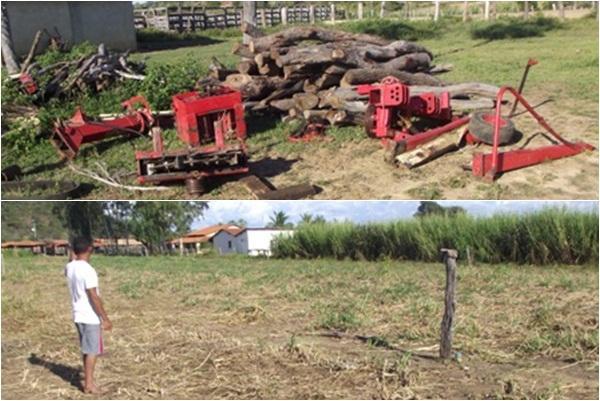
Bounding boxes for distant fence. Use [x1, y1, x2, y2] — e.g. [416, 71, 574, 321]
[134, 5, 348, 32]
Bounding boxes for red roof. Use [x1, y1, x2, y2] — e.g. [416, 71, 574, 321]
[170, 224, 242, 244]
[1, 240, 47, 248]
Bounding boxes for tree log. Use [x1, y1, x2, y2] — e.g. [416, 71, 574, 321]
[21, 30, 43, 73]
[237, 60, 258, 74]
[293, 92, 320, 110]
[232, 42, 255, 59]
[380, 52, 431, 72]
[340, 69, 443, 87]
[269, 98, 296, 111]
[409, 83, 500, 99]
[249, 26, 389, 53]
[318, 87, 368, 108]
[209, 67, 237, 80]
[275, 43, 341, 67]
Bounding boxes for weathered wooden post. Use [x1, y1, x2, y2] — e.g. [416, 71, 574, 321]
[309, 4, 315, 24]
[242, 2, 256, 45]
[281, 6, 288, 25]
[434, 1, 440, 21]
[439, 248, 458, 359]
[558, 1, 565, 20]
[330, 4, 336, 23]
[462, 0, 469, 21]
[379, 1, 386, 18]
[484, 1, 490, 20]
[524, 0, 529, 19]
[357, 2, 364, 19]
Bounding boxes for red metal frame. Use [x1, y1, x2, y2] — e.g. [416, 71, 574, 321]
[172, 89, 246, 146]
[135, 88, 249, 184]
[51, 96, 154, 159]
[358, 76, 458, 153]
[472, 86, 595, 181]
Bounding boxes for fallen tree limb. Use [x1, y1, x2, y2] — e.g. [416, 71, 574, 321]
[67, 162, 170, 192]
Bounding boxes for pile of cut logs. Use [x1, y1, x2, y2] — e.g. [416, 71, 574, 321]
[18, 41, 145, 103]
[208, 26, 499, 126]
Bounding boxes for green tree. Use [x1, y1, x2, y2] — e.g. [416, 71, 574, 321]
[129, 202, 208, 254]
[298, 213, 326, 226]
[414, 201, 466, 217]
[227, 218, 247, 227]
[268, 210, 293, 229]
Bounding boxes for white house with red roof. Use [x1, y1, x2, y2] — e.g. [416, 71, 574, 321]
[213, 227, 293, 256]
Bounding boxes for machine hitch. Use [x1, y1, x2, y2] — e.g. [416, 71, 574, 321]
[51, 96, 154, 159]
[472, 86, 594, 181]
[357, 76, 468, 155]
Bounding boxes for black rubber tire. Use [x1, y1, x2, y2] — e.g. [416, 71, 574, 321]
[468, 111, 516, 145]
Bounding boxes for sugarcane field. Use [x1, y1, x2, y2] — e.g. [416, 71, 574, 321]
[1, 1, 598, 200]
[1, 200, 599, 399]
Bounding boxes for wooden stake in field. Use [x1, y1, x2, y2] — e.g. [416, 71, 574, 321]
[439, 248, 458, 359]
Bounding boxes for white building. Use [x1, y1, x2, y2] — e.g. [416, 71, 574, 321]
[213, 228, 293, 256]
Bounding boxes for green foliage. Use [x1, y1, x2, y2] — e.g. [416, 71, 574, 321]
[414, 201, 466, 217]
[128, 202, 208, 253]
[140, 60, 205, 109]
[273, 208, 599, 265]
[316, 301, 362, 331]
[267, 210, 293, 229]
[470, 16, 562, 41]
[338, 18, 445, 41]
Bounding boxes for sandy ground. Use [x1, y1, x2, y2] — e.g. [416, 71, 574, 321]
[219, 95, 598, 200]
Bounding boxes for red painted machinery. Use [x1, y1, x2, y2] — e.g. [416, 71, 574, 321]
[135, 87, 248, 191]
[51, 96, 154, 159]
[358, 75, 594, 181]
[471, 86, 594, 181]
[357, 76, 468, 154]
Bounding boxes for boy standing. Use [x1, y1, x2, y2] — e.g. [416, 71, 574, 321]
[65, 237, 112, 394]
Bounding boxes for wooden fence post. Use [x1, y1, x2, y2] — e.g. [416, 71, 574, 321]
[484, 1, 490, 20]
[330, 4, 336, 23]
[434, 1, 440, 21]
[439, 248, 458, 359]
[281, 6, 287, 25]
[558, 1, 565, 20]
[309, 4, 315, 24]
[242, 2, 256, 45]
[462, 0, 469, 21]
[357, 2, 364, 19]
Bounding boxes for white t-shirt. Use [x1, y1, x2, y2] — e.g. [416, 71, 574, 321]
[64, 260, 101, 324]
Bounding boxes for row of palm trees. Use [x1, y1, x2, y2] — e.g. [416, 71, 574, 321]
[229, 211, 326, 229]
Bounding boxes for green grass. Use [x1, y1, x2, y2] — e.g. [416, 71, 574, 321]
[273, 207, 599, 265]
[1, 17, 597, 198]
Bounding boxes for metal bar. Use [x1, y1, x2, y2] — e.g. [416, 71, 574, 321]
[472, 143, 591, 179]
[396, 116, 470, 154]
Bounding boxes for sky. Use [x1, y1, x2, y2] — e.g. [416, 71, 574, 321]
[192, 200, 598, 228]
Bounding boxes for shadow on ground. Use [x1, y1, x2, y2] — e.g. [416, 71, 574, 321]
[28, 353, 82, 392]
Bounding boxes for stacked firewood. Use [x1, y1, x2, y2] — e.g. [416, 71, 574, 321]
[208, 26, 499, 126]
[19, 42, 145, 103]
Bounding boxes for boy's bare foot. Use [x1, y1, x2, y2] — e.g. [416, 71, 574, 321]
[83, 385, 106, 394]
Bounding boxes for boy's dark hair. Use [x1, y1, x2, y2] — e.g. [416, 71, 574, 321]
[71, 237, 93, 255]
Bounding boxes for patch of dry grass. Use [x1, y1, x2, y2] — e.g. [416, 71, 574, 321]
[1, 255, 598, 399]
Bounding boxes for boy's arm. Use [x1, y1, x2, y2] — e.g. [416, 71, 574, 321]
[86, 288, 112, 331]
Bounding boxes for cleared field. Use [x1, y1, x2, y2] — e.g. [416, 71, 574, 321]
[2, 255, 598, 399]
[2, 18, 597, 200]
